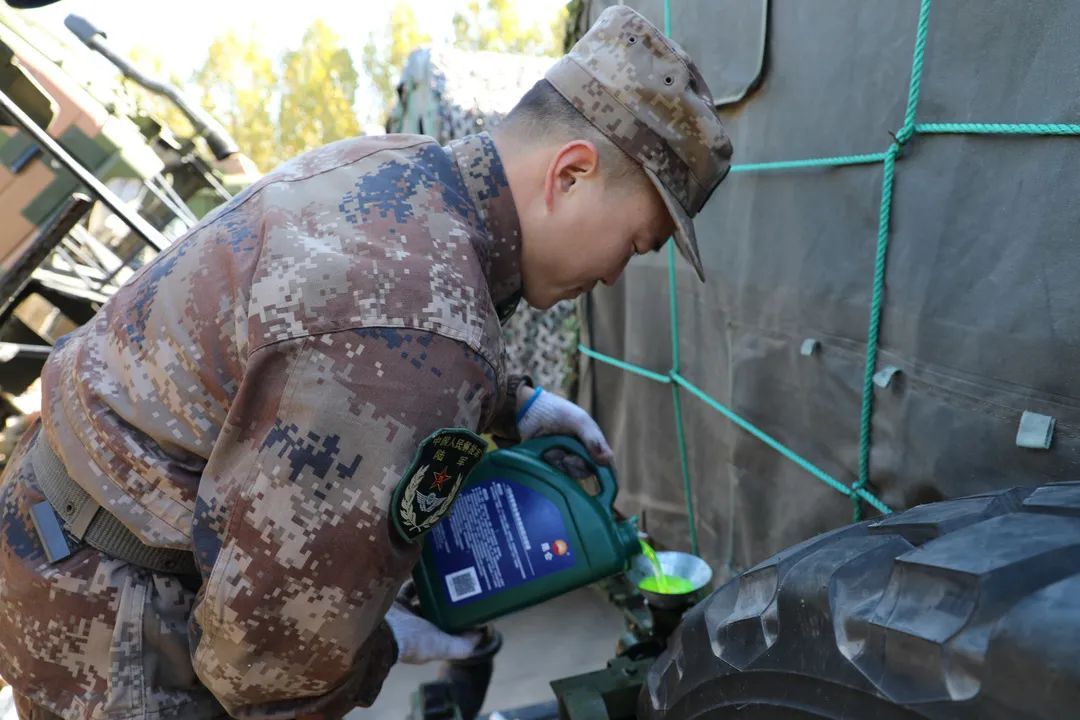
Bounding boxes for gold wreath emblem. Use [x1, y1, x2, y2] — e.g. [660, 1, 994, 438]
[399, 464, 463, 534]
[399, 464, 426, 531]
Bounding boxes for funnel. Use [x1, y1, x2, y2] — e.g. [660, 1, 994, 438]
[628, 551, 713, 610]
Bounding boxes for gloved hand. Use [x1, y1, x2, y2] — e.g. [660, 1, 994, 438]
[385, 602, 482, 665]
[515, 387, 614, 465]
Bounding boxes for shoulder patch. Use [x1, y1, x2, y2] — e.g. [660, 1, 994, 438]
[392, 428, 487, 543]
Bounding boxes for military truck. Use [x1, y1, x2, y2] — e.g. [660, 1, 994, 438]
[0, 6, 258, 466]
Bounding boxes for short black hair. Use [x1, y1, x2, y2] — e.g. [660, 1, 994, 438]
[497, 80, 644, 187]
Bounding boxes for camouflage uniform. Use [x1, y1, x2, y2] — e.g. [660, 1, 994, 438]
[0, 132, 524, 719]
[387, 46, 582, 398]
[0, 4, 733, 719]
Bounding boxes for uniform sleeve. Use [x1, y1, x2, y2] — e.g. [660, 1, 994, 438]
[189, 328, 498, 719]
[484, 348, 528, 442]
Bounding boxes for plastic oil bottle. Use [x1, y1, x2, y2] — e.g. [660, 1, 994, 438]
[413, 435, 642, 632]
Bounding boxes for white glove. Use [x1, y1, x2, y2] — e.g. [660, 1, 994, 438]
[516, 387, 614, 465]
[385, 603, 482, 665]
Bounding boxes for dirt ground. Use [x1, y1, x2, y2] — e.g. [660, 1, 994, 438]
[356, 585, 625, 719]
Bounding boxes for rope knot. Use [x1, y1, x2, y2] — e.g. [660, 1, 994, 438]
[892, 125, 916, 146]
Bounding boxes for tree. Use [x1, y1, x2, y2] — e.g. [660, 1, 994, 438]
[452, 0, 568, 56]
[190, 22, 362, 171]
[278, 21, 361, 159]
[361, 2, 432, 125]
[156, 3, 571, 166]
[193, 30, 278, 171]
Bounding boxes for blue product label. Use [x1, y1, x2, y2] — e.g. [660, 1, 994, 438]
[427, 477, 576, 605]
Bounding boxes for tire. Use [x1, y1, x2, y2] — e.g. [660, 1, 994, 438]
[640, 482, 1080, 719]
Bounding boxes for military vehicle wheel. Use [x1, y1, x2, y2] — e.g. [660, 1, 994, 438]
[639, 483, 1080, 719]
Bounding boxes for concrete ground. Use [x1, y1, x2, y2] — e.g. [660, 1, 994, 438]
[354, 586, 625, 719]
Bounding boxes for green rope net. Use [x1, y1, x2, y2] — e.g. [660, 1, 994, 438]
[578, 0, 1080, 554]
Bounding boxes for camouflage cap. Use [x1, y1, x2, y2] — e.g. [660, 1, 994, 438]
[545, 5, 733, 281]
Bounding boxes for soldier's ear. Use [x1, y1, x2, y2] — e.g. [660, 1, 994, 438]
[544, 140, 600, 210]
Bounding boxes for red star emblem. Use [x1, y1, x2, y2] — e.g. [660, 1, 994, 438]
[431, 468, 451, 491]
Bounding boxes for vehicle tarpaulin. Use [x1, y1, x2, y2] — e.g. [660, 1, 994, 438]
[575, 0, 1080, 579]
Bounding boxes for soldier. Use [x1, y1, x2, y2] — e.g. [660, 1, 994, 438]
[0, 6, 731, 719]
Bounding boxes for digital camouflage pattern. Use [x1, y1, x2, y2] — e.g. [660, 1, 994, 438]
[546, 4, 733, 280]
[387, 46, 580, 397]
[0, 131, 524, 719]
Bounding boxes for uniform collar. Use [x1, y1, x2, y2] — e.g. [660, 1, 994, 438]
[448, 132, 523, 323]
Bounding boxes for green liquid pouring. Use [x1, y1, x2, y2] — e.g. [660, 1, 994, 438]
[638, 540, 696, 595]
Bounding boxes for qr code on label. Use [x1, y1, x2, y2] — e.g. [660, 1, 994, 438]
[446, 567, 482, 602]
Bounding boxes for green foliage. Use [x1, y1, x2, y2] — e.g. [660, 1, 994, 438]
[133, 23, 362, 171]
[279, 21, 361, 160]
[453, 0, 567, 56]
[192, 30, 278, 171]
[131, 2, 572, 168]
[361, 2, 432, 126]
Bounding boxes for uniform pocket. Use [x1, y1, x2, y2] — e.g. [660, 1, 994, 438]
[103, 574, 147, 717]
[141, 574, 199, 693]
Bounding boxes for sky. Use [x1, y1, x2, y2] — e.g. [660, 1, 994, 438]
[23, 0, 569, 128]
[28, 0, 570, 76]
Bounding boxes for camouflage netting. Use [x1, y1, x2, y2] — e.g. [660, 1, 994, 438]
[387, 47, 579, 396]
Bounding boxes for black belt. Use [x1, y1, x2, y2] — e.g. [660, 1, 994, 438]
[27, 432, 199, 576]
